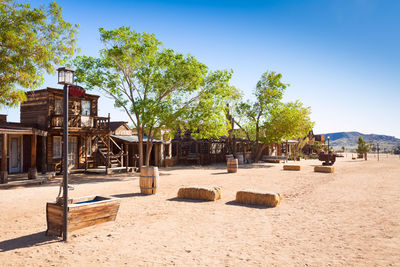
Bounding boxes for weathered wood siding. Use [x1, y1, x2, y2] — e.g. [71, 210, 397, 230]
[20, 90, 49, 128]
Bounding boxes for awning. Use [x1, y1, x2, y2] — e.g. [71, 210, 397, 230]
[111, 135, 164, 144]
[0, 126, 47, 136]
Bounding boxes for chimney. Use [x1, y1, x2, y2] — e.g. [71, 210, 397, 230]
[0, 114, 7, 124]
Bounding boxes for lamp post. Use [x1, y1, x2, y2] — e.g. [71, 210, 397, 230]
[377, 143, 380, 161]
[57, 67, 75, 241]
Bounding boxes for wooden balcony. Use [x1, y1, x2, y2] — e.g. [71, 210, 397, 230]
[49, 115, 110, 131]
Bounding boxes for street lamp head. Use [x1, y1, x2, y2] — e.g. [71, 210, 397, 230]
[327, 136, 330, 140]
[57, 67, 75, 85]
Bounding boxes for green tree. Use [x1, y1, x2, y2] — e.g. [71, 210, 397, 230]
[74, 26, 238, 167]
[234, 71, 314, 161]
[356, 136, 370, 160]
[0, 0, 79, 107]
[311, 141, 322, 153]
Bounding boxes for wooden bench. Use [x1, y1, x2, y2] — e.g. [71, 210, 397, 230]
[262, 155, 288, 163]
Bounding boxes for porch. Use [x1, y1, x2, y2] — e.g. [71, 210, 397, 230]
[0, 126, 48, 184]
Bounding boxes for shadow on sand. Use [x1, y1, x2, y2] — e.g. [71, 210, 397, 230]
[0, 231, 59, 252]
[166, 197, 212, 203]
[225, 200, 273, 210]
[111, 192, 150, 198]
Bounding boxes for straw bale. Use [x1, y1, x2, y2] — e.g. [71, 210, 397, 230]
[283, 165, 301, 171]
[314, 166, 334, 173]
[177, 186, 222, 201]
[235, 189, 282, 207]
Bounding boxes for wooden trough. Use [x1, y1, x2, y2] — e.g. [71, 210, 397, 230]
[283, 165, 301, 171]
[46, 195, 121, 237]
[177, 186, 221, 201]
[235, 189, 282, 207]
[314, 166, 334, 173]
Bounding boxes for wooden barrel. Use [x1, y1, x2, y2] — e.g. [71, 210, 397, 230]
[227, 158, 238, 173]
[236, 154, 244, 164]
[226, 154, 234, 162]
[140, 166, 159, 194]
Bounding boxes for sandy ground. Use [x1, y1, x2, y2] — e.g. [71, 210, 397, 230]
[0, 154, 399, 266]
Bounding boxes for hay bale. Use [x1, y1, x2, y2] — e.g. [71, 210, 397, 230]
[235, 189, 282, 207]
[314, 166, 334, 173]
[177, 186, 222, 201]
[283, 165, 301, 171]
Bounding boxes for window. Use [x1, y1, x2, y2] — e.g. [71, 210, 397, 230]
[53, 136, 62, 158]
[85, 138, 92, 157]
[81, 100, 91, 116]
[55, 99, 63, 114]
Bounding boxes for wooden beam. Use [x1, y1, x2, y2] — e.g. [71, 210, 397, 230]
[31, 134, 37, 168]
[41, 136, 47, 174]
[0, 134, 8, 183]
[28, 134, 38, 179]
[125, 143, 129, 172]
[85, 135, 88, 172]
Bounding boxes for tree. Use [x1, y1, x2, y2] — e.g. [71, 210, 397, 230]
[74, 26, 238, 167]
[311, 141, 322, 153]
[342, 146, 345, 152]
[234, 71, 314, 162]
[0, 0, 79, 107]
[356, 136, 370, 160]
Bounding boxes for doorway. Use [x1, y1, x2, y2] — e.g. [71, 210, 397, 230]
[68, 136, 77, 169]
[9, 136, 22, 173]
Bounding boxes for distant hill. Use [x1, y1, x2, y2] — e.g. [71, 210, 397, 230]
[319, 131, 400, 152]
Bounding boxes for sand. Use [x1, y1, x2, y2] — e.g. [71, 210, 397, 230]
[0, 154, 399, 266]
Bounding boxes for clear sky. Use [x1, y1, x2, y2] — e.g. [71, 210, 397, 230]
[2, 0, 400, 137]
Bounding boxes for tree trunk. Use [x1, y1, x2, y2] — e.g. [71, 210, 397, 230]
[254, 143, 267, 162]
[145, 142, 154, 166]
[138, 126, 144, 169]
[364, 152, 367, 160]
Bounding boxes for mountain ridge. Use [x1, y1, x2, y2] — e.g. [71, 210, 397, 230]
[318, 131, 400, 151]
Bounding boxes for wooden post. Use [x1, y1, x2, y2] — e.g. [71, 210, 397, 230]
[28, 134, 38, 179]
[106, 134, 110, 174]
[121, 143, 124, 167]
[0, 134, 8, 183]
[41, 136, 47, 174]
[125, 143, 129, 172]
[84, 135, 88, 172]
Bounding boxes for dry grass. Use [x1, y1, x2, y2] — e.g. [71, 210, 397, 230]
[177, 186, 222, 201]
[235, 189, 282, 207]
[283, 165, 301, 171]
[314, 166, 334, 173]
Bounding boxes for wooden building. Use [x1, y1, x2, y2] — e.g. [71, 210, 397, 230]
[109, 121, 169, 168]
[0, 115, 48, 183]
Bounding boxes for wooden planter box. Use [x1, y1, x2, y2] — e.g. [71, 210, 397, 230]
[46, 195, 121, 237]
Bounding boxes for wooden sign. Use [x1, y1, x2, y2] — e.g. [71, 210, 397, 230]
[68, 86, 85, 98]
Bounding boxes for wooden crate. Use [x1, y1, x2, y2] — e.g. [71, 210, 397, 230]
[283, 165, 301, 171]
[314, 166, 334, 173]
[46, 195, 121, 237]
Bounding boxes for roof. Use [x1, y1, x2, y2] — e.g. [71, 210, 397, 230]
[284, 139, 299, 144]
[109, 121, 129, 132]
[0, 124, 47, 136]
[111, 135, 164, 144]
[25, 87, 100, 99]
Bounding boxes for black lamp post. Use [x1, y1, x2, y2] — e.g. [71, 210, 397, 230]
[377, 143, 380, 161]
[57, 67, 75, 241]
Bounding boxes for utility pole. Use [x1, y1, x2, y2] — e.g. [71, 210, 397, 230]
[377, 143, 380, 161]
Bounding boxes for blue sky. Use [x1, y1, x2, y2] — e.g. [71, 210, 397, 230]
[2, 0, 400, 137]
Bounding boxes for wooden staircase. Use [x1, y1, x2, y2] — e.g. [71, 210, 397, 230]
[95, 136, 124, 168]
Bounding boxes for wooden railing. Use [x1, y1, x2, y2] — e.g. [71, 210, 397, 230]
[50, 115, 110, 130]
